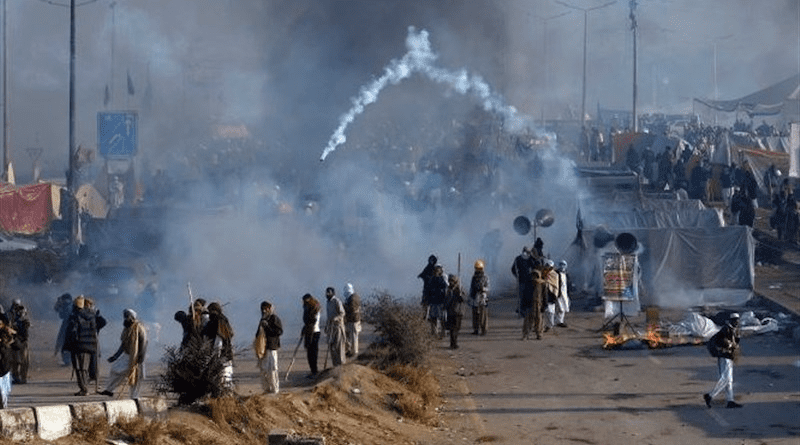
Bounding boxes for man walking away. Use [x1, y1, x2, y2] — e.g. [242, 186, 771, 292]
[99, 309, 147, 399]
[301, 294, 321, 377]
[343, 283, 362, 357]
[255, 301, 282, 394]
[325, 287, 347, 367]
[469, 260, 489, 336]
[704, 313, 743, 409]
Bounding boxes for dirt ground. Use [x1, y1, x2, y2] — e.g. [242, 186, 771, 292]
[5, 209, 800, 444]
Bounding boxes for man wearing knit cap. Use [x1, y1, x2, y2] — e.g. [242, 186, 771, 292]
[63, 295, 106, 396]
[99, 309, 147, 398]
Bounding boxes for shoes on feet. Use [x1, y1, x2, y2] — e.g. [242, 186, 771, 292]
[726, 401, 743, 409]
[703, 393, 712, 408]
[75, 390, 88, 396]
[544, 326, 550, 332]
[557, 323, 568, 328]
[99, 390, 114, 397]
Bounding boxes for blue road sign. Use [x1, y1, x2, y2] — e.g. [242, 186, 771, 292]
[98, 111, 138, 157]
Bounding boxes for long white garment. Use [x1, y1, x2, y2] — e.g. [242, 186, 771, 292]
[259, 349, 279, 394]
[103, 352, 145, 399]
[0, 372, 11, 408]
[709, 357, 734, 401]
[346, 321, 361, 356]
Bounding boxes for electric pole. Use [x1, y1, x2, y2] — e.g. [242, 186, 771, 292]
[630, 0, 638, 132]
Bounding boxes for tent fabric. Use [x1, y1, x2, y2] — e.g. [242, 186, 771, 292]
[581, 193, 723, 230]
[694, 74, 800, 116]
[0, 182, 60, 235]
[565, 226, 754, 309]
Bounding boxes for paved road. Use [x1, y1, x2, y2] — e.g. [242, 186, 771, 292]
[429, 293, 800, 445]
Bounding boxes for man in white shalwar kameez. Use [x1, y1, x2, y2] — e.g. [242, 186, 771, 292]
[99, 309, 147, 399]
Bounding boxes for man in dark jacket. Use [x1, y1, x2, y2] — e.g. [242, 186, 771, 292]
[704, 313, 743, 409]
[343, 283, 361, 357]
[427, 265, 448, 338]
[62, 295, 106, 396]
[255, 301, 282, 394]
[511, 246, 535, 320]
[8, 300, 30, 384]
[301, 294, 321, 377]
[444, 274, 465, 349]
[418, 254, 438, 312]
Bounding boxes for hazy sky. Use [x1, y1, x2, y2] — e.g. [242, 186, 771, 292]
[2, 0, 797, 178]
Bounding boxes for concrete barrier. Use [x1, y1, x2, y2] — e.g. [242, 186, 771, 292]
[70, 401, 107, 421]
[136, 397, 169, 419]
[104, 399, 139, 424]
[34, 405, 72, 441]
[0, 407, 36, 442]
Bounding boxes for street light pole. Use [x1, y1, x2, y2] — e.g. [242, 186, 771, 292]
[68, 0, 76, 193]
[630, 0, 638, 132]
[534, 11, 571, 123]
[556, 0, 616, 130]
[2, 0, 8, 180]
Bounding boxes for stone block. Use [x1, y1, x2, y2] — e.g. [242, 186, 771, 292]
[70, 401, 107, 422]
[104, 399, 138, 424]
[34, 405, 72, 441]
[0, 407, 36, 442]
[136, 397, 169, 419]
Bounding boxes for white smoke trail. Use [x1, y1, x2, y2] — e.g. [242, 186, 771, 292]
[320, 26, 530, 161]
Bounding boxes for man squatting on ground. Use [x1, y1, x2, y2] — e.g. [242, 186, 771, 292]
[343, 283, 361, 358]
[325, 287, 347, 367]
[469, 260, 489, 335]
[704, 312, 743, 409]
[254, 301, 283, 394]
[302, 294, 322, 377]
[99, 309, 147, 398]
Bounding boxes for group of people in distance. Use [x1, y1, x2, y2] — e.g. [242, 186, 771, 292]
[511, 239, 570, 341]
[417, 254, 489, 349]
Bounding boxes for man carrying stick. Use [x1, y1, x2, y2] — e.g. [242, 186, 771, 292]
[99, 309, 147, 399]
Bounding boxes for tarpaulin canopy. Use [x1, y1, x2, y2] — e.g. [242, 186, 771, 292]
[564, 225, 754, 309]
[0, 182, 61, 235]
[694, 73, 800, 119]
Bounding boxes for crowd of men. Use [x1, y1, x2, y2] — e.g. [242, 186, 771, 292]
[417, 242, 570, 348]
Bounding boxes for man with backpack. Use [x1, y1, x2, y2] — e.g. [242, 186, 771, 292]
[704, 313, 743, 409]
[62, 296, 106, 396]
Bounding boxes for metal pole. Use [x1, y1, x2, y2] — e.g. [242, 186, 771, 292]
[581, 9, 588, 130]
[68, 0, 77, 248]
[555, 1, 616, 130]
[68, 0, 76, 192]
[110, 1, 115, 109]
[632, 3, 638, 132]
[2, 0, 8, 179]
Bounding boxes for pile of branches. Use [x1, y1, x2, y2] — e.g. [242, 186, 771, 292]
[361, 291, 433, 369]
[155, 336, 233, 405]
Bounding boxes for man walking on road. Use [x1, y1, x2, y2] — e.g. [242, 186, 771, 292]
[99, 309, 147, 399]
[469, 260, 489, 336]
[704, 313, 743, 409]
[63, 296, 106, 396]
